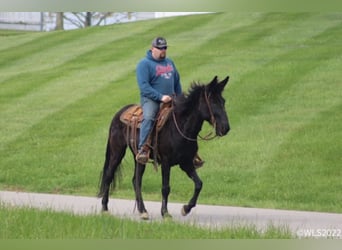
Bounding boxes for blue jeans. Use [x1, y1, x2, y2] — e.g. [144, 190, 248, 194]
[138, 97, 160, 150]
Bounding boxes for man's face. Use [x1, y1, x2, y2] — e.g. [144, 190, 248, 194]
[152, 46, 167, 60]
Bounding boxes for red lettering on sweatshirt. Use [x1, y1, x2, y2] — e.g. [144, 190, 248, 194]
[156, 64, 174, 76]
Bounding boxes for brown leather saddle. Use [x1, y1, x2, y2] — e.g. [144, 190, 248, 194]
[120, 103, 172, 131]
[119, 103, 173, 168]
[120, 105, 143, 128]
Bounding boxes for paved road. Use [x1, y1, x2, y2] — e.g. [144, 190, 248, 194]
[1, 190, 341, 238]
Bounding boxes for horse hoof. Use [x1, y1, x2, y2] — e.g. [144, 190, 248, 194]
[181, 205, 188, 216]
[163, 212, 173, 220]
[140, 212, 150, 220]
[101, 207, 109, 213]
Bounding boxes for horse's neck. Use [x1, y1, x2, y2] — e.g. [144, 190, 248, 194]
[175, 105, 204, 138]
[187, 113, 204, 136]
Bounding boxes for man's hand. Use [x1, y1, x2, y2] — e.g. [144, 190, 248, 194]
[161, 95, 172, 103]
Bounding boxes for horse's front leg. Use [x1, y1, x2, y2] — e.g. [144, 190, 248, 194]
[180, 167, 203, 216]
[161, 165, 172, 218]
[132, 162, 149, 220]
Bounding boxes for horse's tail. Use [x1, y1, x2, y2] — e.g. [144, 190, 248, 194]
[97, 104, 131, 198]
[97, 138, 123, 198]
[97, 139, 112, 197]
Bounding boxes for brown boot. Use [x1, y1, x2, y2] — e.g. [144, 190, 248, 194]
[135, 146, 150, 165]
[193, 154, 205, 169]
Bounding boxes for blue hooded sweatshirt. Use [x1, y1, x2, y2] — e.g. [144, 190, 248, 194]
[136, 50, 182, 102]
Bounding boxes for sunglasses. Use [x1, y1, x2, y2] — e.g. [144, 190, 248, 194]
[156, 46, 168, 50]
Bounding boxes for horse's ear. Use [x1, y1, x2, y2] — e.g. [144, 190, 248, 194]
[208, 76, 219, 91]
[220, 76, 229, 87]
[215, 75, 229, 92]
[209, 75, 219, 85]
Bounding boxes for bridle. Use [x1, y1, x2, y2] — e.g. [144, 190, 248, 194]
[172, 89, 217, 142]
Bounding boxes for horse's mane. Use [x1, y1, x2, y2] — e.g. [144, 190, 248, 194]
[174, 82, 205, 114]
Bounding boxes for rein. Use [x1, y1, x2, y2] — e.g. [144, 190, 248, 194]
[172, 90, 218, 142]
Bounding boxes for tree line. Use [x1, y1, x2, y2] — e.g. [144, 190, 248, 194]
[54, 12, 134, 30]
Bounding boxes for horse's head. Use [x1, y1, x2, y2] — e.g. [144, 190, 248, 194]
[174, 75, 230, 139]
[201, 75, 230, 137]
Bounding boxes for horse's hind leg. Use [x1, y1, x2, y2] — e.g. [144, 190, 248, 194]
[100, 158, 117, 211]
[132, 162, 149, 220]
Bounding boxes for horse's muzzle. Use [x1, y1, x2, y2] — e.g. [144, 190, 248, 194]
[216, 124, 230, 137]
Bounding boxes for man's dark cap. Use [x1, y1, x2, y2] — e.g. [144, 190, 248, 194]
[152, 37, 167, 48]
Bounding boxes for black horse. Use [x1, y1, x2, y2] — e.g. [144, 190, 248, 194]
[98, 75, 230, 219]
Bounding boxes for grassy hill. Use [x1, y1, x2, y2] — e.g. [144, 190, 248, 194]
[0, 12, 341, 213]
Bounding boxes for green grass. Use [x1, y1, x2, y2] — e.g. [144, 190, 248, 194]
[0, 12, 341, 215]
[0, 204, 293, 239]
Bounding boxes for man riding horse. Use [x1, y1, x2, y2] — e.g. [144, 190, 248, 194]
[135, 37, 204, 167]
